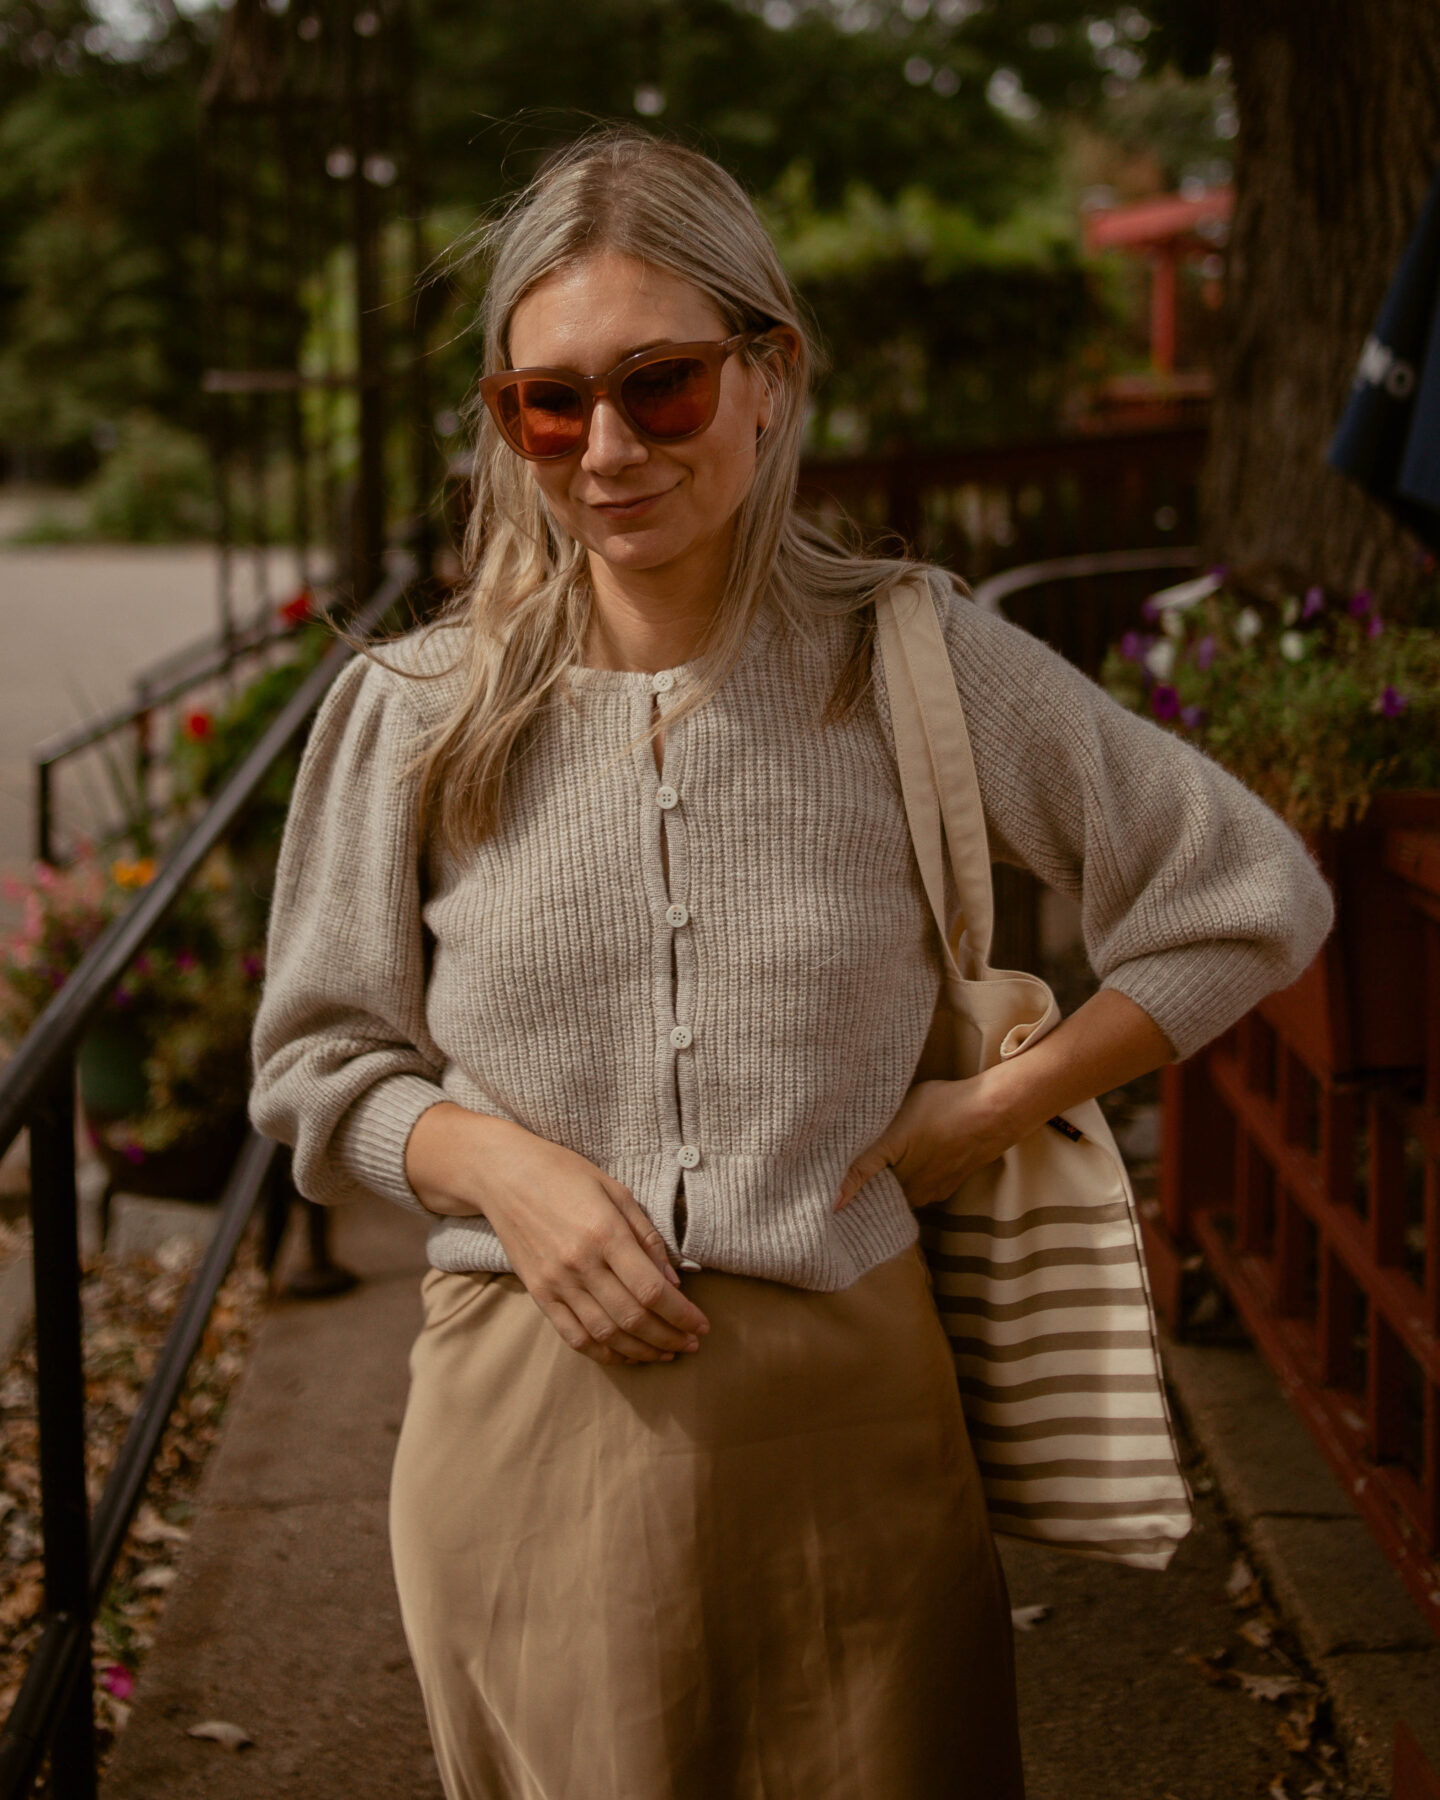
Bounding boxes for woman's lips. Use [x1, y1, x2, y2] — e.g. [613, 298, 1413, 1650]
[588, 488, 672, 521]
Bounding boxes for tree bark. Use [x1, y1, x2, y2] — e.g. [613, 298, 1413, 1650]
[1204, 0, 1440, 607]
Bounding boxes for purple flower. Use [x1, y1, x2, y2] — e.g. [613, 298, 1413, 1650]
[1380, 685, 1409, 718]
[1119, 629, 1147, 663]
[174, 949, 198, 974]
[241, 952, 263, 979]
[1194, 635, 1216, 672]
[1150, 684, 1181, 722]
[1348, 590, 1373, 618]
[1180, 705, 1205, 730]
[1140, 596, 1162, 622]
[122, 1142, 145, 1166]
[1367, 613, 1385, 639]
[1302, 586, 1325, 620]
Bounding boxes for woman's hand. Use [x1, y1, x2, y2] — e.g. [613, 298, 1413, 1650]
[406, 1103, 709, 1367]
[836, 989, 1175, 1212]
[835, 1074, 1015, 1212]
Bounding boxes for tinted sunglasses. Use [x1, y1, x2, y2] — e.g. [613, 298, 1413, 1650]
[478, 330, 768, 461]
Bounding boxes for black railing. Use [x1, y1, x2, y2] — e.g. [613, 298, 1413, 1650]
[32, 597, 318, 867]
[0, 562, 413, 1800]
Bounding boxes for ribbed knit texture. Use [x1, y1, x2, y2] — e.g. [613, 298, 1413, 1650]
[249, 575, 1334, 1288]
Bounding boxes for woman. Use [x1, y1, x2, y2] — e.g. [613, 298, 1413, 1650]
[250, 129, 1333, 1800]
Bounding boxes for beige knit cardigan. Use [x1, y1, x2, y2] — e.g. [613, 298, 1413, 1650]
[249, 575, 1334, 1288]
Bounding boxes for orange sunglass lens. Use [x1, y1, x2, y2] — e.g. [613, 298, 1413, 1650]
[620, 356, 715, 439]
[502, 378, 586, 457]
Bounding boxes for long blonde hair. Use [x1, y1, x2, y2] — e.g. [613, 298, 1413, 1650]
[410, 126, 924, 855]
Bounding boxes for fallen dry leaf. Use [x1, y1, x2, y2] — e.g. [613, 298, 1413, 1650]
[1237, 1671, 1305, 1703]
[187, 1719, 254, 1751]
[1239, 1616, 1275, 1649]
[1010, 1605, 1051, 1631]
[133, 1565, 177, 1592]
[131, 1507, 190, 1547]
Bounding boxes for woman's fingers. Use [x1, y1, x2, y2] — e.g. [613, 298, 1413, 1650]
[540, 1296, 633, 1367]
[585, 1263, 701, 1355]
[835, 1135, 896, 1210]
[607, 1189, 710, 1338]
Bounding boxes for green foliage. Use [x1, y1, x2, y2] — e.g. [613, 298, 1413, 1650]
[84, 411, 213, 541]
[766, 175, 1097, 448]
[1102, 580, 1440, 833]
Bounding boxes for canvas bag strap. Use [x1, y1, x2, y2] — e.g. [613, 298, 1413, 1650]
[877, 578, 995, 972]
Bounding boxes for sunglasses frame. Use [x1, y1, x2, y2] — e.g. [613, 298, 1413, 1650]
[478, 330, 769, 461]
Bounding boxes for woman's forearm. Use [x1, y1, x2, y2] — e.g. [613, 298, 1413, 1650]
[975, 987, 1173, 1142]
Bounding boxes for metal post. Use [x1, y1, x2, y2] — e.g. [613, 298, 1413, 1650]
[34, 760, 53, 866]
[28, 1060, 97, 1799]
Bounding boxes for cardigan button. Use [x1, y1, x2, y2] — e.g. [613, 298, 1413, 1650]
[656, 785, 679, 810]
[677, 1145, 701, 1169]
[669, 1025, 693, 1049]
[651, 670, 676, 693]
[665, 903, 690, 928]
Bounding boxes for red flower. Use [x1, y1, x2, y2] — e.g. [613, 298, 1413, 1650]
[279, 588, 314, 626]
[184, 711, 213, 742]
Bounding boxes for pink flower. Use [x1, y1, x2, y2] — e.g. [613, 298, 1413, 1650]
[1180, 705, 1205, 730]
[1150, 684, 1181, 722]
[102, 1664, 134, 1700]
[1367, 613, 1385, 639]
[1119, 630, 1150, 663]
[1302, 586, 1325, 620]
[174, 950, 198, 974]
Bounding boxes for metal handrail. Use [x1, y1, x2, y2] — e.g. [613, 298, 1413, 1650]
[971, 545, 1202, 613]
[0, 561, 413, 1800]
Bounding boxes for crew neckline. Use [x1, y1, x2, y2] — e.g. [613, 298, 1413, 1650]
[564, 603, 778, 693]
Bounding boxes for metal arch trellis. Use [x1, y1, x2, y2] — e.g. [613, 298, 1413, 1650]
[200, 0, 435, 647]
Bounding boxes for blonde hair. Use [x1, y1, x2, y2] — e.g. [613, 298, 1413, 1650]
[409, 126, 926, 855]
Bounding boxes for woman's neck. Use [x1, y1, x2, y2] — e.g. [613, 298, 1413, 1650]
[582, 544, 729, 674]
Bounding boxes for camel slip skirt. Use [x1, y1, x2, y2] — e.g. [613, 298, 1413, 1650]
[390, 1244, 1024, 1800]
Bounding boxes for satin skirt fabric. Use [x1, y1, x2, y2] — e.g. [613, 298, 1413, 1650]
[389, 1244, 1024, 1800]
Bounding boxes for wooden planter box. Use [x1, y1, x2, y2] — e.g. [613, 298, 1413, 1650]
[1258, 792, 1440, 1077]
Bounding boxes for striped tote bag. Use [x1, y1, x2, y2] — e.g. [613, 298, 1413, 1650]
[876, 578, 1193, 1570]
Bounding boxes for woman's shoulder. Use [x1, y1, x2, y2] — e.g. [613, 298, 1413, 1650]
[335, 619, 473, 731]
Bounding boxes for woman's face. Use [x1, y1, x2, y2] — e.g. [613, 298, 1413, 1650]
[504, 251, 776, 588]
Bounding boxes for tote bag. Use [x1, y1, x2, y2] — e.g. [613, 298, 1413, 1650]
[876, 578, 1193, 1571]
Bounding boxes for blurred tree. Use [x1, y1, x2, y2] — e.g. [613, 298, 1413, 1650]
[0, 0, 1226, 477]
[0, 0, 213, 473]
[1147, 0, 1440, 607]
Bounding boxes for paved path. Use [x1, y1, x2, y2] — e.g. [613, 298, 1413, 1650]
[100, 1193, 1430, 1800]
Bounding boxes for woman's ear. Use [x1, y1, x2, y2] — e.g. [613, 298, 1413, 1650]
[756, 327, 802, 435]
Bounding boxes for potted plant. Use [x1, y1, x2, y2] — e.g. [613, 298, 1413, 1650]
[1, 849, 262, 1200]
[0, 602, 326, 1202]
[1102, 571, 1440, 1074]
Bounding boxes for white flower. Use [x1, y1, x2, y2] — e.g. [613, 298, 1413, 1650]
[1161, 609, 1186, 641]
[1279, 630, 1306, 662]
[1234, 606, 1263, 646]
[1144, 638, 1177, 681]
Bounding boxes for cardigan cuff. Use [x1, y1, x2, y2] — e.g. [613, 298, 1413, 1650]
[1102, 936, 1319, 1065]
[332, 1073, 450, 1216]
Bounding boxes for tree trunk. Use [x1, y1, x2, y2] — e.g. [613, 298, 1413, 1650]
[1203, 0, 1440, 608]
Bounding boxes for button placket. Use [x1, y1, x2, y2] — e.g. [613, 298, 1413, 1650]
[653, 698, 700, 1253]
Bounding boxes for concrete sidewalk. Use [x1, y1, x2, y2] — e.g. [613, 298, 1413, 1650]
[103, 1197, 1435, 1800]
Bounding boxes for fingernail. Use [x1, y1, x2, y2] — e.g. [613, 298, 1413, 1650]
[684, 1337, 700, 1352]
[664, 1264, 681, 1286]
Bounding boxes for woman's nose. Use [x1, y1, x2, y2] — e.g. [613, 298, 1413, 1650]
[583, 397, 647, 475]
